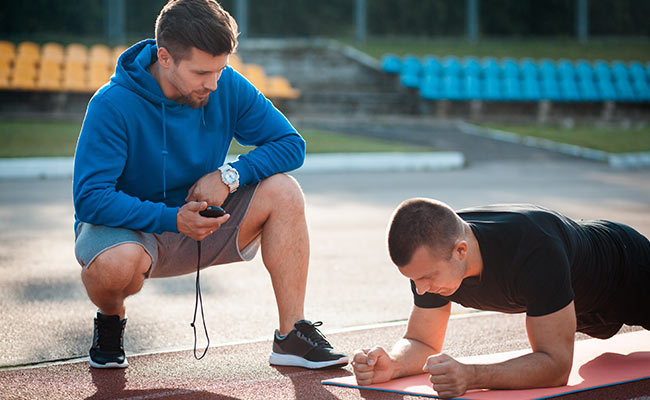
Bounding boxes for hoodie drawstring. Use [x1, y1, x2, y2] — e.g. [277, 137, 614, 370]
[161, 103, 168, 200]
[200, 107, 206, 127]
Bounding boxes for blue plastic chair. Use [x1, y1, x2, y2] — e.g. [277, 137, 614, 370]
[501, 58, 520, 80]
[557, 59, 576, 81]
[421, 56, 442, 78]
[629, 61, 647, 84]
[575, 60, 594, 83]
[442, 56, 462, 78]
[594, 60, 612, 82]
[578, 79, 600, 101]
[541, 77, 561, 101]
[503, 78, 523, 101]
[381, 54, 402, 74]
[482, 76, 502, 100]
[611, 61, 630, 82]
[463, 75, 481, 99]
[539, 59, 557, 81]
[520, 58, 538, 81]
[522, 78, 542, 101]
[400, 55, 421, 89]
[615, 78, 636, 102]
[442, 75, 462, 100]
[632, 79, 650, 101]
[462, 57, 481, 78]
[596, 78, 617, 101]
[482, 57, 500, 80]
[560, 78, 581, 101]
[419, 74, 441, 100]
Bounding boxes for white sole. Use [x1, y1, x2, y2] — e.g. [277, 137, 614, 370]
[89, 357, 129, 369]
[269, 352, 348, 369]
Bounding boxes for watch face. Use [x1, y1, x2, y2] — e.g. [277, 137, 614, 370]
[223, 170, 237, 184]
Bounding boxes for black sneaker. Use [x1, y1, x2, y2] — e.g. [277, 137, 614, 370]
[269, 320, 348, 369]
[89, 312, 128, 369]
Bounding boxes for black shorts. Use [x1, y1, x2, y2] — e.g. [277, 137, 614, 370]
[577, 222, 650, 338]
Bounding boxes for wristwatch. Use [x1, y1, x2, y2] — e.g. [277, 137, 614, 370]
[218, 164, 240, 193]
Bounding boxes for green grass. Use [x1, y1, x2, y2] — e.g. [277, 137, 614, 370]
[344, 37, 650, 62]
[480, 123, 650, 153]
[0, 120, 432, 158]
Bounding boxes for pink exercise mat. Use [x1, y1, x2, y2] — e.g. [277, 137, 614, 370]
[322, 330, 650, 399]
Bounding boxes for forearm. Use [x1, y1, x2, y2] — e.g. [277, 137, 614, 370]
[389, 338, 439, 380]
[469, 351, 571, 391]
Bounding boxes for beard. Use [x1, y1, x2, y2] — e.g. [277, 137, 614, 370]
[176, 91, 210, 108]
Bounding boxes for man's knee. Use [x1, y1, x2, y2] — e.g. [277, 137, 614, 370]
[259, 174, 305, 210]
[82, 243, 151, 292]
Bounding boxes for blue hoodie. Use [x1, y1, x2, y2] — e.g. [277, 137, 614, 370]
[73, 39, 305, 234]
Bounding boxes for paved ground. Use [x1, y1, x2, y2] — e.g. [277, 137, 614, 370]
[1, 116, 649, 398]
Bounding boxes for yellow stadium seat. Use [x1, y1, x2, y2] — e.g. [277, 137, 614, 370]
[228, 54, 243, 71]
[89, 44, 111, 66]
[0, 41, 16, 62]
[16, 41, 40, 62]
[10, 67, 37, 90]
[0, 58, 11, 78]
[0, 74, 9, 89]
[241, 64, 267, 93]
[37, 59, 63, 90]
[41, 42, 64, 63]
[88, 62, 112, 91]
[112, 46, 127, 67]
[65, 43, 88, 63]
[266, 76, 301, 99]
[62, 59, 88, 92]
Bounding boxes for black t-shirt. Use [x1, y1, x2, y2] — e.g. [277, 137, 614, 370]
[411, 204, 639, 318]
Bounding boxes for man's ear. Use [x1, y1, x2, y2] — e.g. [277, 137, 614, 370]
[454, 241, 468, 261]
[157, 47, 173, 69]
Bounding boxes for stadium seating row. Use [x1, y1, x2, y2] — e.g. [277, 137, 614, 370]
[382, 54, 650, 102]
[0, 41, 300, 100]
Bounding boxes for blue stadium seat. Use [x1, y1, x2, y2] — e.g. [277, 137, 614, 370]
[578, 79, 599, 101]
[400, 72, 420, 89]
[614, 78, 636, 101]
[611, 61, 630, 82]
[560, 78, 581, 101]
[629, 61, 647, 83]
[463, 75, 481, 99]
[575, 60, 594, 82]
[442, 56, 461, 78]
[501, 58, 520, 80]
[520, 58, 538, 81]
[400, 55, 421, 89]
[541, 77, 561, 101]
[422, 56, 442, 78]
[462, 57, 481, 78]
[539, 59, 557, 81]
[381, 54, 401, 74]
[596, 78, 617, 101]
[442, 75, 462, 100]
[482, 57, 500, 79]
[633, 79, 650, 101]
[503, 77, 522, 101]
[482, 75, 502, 100]
[419, 74, 441, 100]
[557, 59, 576, 81]
[522, 78, 542, 101]
[594, 60, 612, 82]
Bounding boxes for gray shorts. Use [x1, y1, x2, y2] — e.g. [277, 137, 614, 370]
[74, 183, 260, 278]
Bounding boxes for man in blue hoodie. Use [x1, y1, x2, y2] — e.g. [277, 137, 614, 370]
[73, 0, 347, 370]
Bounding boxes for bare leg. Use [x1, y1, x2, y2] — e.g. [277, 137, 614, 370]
[238, 174, 309, 335]
[81, 243, 152, 319]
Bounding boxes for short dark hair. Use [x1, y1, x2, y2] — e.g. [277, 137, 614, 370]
[155, 0, 239, 62]
[387, 198, 463, 267]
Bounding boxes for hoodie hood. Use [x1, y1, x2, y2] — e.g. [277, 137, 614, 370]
[112, 39, 181, 108]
